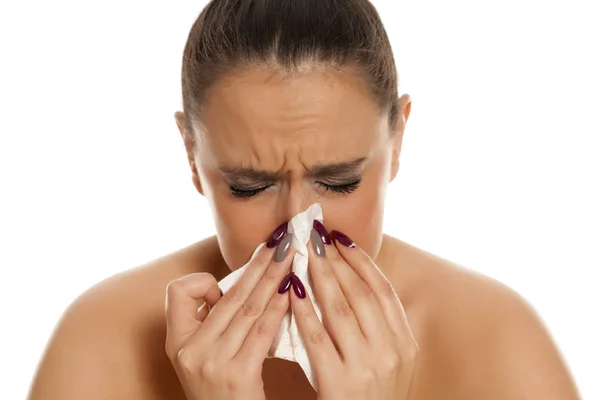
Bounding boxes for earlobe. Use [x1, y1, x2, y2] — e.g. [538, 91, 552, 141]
[192, 173, 204, 196]
[174, 111, 187, 138]
[190, 160, 205, 196]
[402, 95, 412, 122]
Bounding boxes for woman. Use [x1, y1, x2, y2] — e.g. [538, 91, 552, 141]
[28, 0, 580, 399]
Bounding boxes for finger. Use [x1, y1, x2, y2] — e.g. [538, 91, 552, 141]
[198, 240, 277, 338]
[197, 288, 225, 321]
[196, 302, 209, 321]
[289, 274, 341, 373]
[306, 225, 365, 355]
[218, 235, 295, 358]
[315, 226, 390, 343]
[165, 272, 220, 359]
[331, 230, 414, 342]
[235, 280, 291, 362]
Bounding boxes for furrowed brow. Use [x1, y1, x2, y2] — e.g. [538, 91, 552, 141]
[218, 166, 280, 182]
[219, 157, 367, 181]
[308, 157, 367, 178]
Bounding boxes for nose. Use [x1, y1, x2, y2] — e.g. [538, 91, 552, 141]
[277, 178, 316, 223]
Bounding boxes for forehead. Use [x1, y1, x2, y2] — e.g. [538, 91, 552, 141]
[195, 66, 387, 166]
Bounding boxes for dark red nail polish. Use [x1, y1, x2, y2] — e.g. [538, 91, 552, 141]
[278, 272, 294, 294]
[331, 230, 356, 248]
[291, 274, 306, 299]
[220, 288, 224, 297]
[267, 222, 288, 248]
[313, 220, 332, 245]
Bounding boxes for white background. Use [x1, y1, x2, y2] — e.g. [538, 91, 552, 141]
[1, 0, 598, 398]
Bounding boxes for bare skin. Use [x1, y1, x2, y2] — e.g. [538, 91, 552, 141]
[28, 66, 580, 399]
[27, 235, 580, 399]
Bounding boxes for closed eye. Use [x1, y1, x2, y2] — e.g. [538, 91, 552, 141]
[229, 184, 272, 199]
[228, 179, 362, 199]
[317, 179, 362, 194]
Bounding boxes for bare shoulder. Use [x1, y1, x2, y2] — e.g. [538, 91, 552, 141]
[381, 236, 580, 400]
[28, 236, 223, 400]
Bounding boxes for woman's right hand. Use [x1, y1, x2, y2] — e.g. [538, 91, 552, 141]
[165, 228, 295, 400]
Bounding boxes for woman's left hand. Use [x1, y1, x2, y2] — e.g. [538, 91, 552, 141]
[289, 222, 419, 400]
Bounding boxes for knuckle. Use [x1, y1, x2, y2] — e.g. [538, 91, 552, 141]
[230, 361, 261, 386]
[241, 301, 263, 318]
[355, 367, 377, 385]
[244, 363, 262, 378]
[381, 352, 401, 371]
[312, 262, 335, 279]
[200, 360, 219, 380]
[310, 329, 329, 346]
[194, 272, 218, 285]
[165, 277, 185, 297]
[254, 320, 271, 337]
[379, 280, 398, 299]
[166, 273, 216, 298]
[265, 295, 287, 314]
[223, 284, 242, 302]
[164, 337, 180, 361]
[352, 280, 373, 299]
[272, 296, 289, 312]
[332, 298, 354, 317]
[403, 341, 420, 364]
[295, 303, 313, 319]
[298, 307, 312, 319]
[175, 347, 198, 371]
[262, 264, 282, 283]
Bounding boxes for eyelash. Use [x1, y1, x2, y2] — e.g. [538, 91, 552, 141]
[229, 186, 268, 199]
[229, 179, 362, 199]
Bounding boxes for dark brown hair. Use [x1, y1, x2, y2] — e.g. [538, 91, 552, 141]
[180, 0, 399, 144]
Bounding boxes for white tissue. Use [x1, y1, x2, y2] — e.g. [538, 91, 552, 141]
[216, 203, 324, 390]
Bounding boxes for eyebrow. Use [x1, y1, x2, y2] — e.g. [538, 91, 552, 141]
[219, 157, 367, 182]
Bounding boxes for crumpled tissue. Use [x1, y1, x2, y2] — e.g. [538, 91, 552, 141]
[216, 202, 324, 390]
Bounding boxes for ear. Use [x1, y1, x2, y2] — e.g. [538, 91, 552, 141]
[389, 94, 411, 182]
[174, 111, 204, 195]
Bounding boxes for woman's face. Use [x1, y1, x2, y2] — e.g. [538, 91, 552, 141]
[176, 67, 411, 271]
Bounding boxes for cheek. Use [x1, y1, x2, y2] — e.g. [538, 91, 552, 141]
[212, 198, 281, 271]
[321, 166, 388, 260]
[201, 170, 280, 270]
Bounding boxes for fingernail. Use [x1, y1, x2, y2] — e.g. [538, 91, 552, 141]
[274, 233, 293, 262]
[313, 220, 332, 245]
[220, 288, 223, 297]
[266, 222, 288, 248]
[291, 274, 306, 299]
[310, 228, 326, 257]
[331, 230, 356, 248]
[278, 272, 294, 294]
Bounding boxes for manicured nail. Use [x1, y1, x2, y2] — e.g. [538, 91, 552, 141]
[274, 233, 293, 262]
[291, 274, 306, 299]
[278, 272, 294, 294]
[220, 288, 223, 297]
[310, 228, 326, 257]
[313, 220, 332, 245]
[266, 222, 288, 248]
[331, 230, 356, 248]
